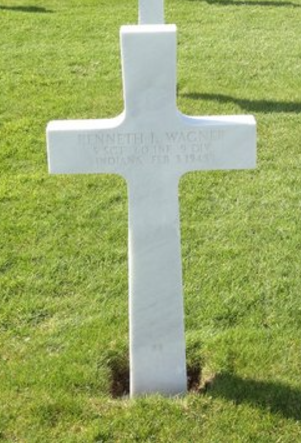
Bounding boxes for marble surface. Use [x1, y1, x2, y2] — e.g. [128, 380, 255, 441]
[47, 25, 256, 397]
[139, 0, 164, 25]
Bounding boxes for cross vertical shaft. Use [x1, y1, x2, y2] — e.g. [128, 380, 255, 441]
[139, 0, 164, 24]
[128, 173, 187, 396]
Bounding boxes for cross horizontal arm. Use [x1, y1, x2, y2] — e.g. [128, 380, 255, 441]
[46, 115, 128, 175]
[173, 115, 256, 176]
[47, 25, 256, 181]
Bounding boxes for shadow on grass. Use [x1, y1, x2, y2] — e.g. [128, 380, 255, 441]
[187, 0, 301, 7]
[108, 357, 301, 420]
[110, 361, 130, 398]
[182, 92, 301, 114]
[0, 5, 53, 13]
[109, 358, 202, 398]
[206, 372, 301, 420]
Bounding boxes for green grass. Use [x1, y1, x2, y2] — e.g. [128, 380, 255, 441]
[1, 0, 301, 441]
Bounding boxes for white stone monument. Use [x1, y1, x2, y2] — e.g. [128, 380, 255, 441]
[46, 2, 256, 397]
[139, 0, 164, 24]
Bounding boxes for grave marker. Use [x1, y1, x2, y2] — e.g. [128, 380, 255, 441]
[139, 0, 164, 24]
[47, 7, 256, 398]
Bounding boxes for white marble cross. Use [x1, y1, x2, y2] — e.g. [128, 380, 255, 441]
[47, 25, 256, 397]
[139, 0, 164, 24]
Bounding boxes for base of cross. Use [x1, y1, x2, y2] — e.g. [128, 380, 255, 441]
[47, 24, 256, 398]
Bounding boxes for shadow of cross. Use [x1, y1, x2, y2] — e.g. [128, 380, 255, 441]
[47, 25, 256, 398]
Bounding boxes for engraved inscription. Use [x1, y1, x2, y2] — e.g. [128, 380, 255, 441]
[78, 129, 224, 168]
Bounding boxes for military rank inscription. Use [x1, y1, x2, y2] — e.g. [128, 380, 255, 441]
[78, 129, 225, 168]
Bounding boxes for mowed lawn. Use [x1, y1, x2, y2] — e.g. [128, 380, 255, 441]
[1, 0, 301, 441]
